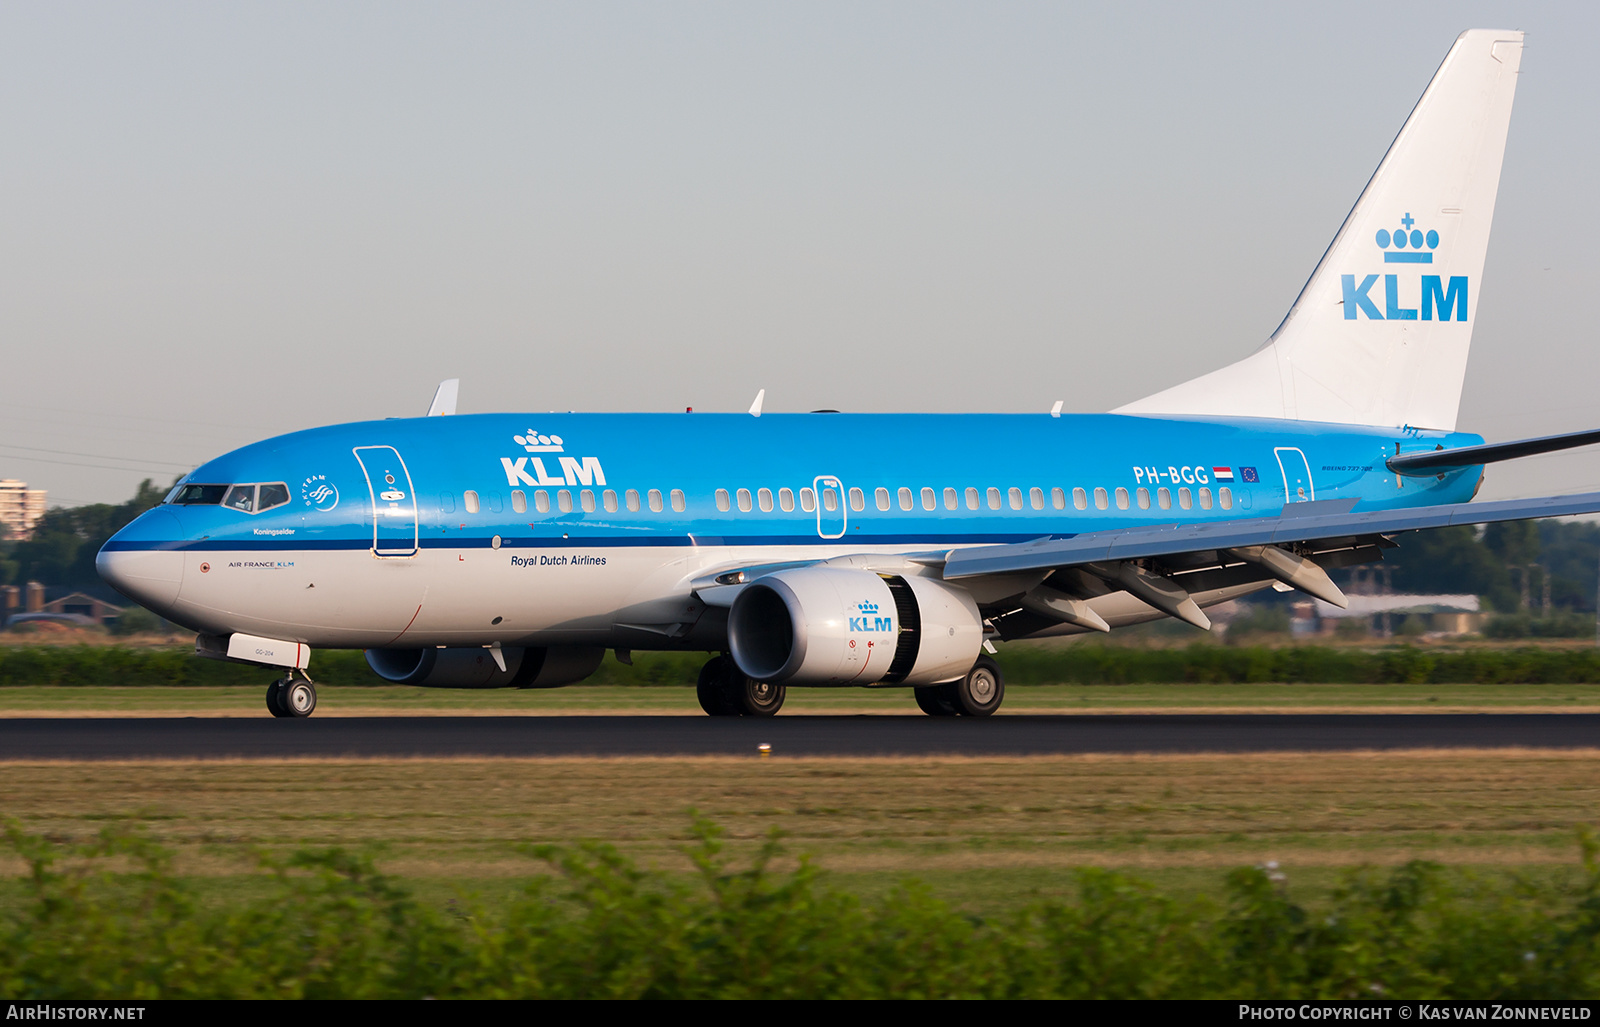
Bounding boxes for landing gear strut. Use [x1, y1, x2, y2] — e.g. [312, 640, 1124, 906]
[697, 655, 784, 717]
[266, 671, 318, 719]
[914, 655, 1004, 717]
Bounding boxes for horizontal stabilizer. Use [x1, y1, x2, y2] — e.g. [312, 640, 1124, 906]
[1388, 427, 1600, 475]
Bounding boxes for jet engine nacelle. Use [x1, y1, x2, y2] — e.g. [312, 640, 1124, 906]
[727, 567, 983, 686]
[365, 645, 604, 689]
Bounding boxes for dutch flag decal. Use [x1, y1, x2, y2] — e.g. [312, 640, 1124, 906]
[1213, 467, 1235, 481]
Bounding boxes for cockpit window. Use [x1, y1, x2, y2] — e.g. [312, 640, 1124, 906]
[170, 484, 227, 505]
[168, 481, 293, 513]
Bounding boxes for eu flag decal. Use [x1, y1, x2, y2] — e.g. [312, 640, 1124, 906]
[1240, 467, 1259, 483]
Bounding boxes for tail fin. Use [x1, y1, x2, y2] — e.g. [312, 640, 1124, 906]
[1115, 29, 1523, 431]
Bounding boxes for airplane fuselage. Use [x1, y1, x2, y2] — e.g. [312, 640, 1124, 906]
[99, 411, 1482, 653]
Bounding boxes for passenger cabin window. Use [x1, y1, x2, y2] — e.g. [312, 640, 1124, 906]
[800, 488, 816, 512]
[1072, 487, 1088, 511]
[648, 489, 664, 512]
[440, 492, 456, 514]
[848, 487, 864, 512]
[737, 488, 753, 512]
[223, 485, 255, 512]
[580, 490, 596, 512]
[464, 490, 480, 514]
[1178, 487, 1192, 510]
[987, 487, 1001, 510]
[670, 489, 686, 512]
[966, 487, 980, 511]
[944, 487, 958, 511]
[875, 487, 890, 512]
[715, 489, 731, 512]
[625, 489, 641, 512]
[1093, 487, 1108, 511]
[603, 489, 618, 512]
[822, 487, 839, 512]
[1051, 487, 1065, 510]
[258, 483, 289, 511]
[779, 487, 795, 512]
[1219, 487, 1233, 510]
[171, 484, 227, 505]
[511, 490, 527, 513]
[1157, 487, 1171, 510]
[1029, 487, 1044, 510]
[1115, 487, 1130, 510]
[1198, 487, 1212, 510]
[898, 487, 913, 511]
[557, 491, 572, 513]
[1137, 487, 1151, 510]
[1008, 487, 1023, 511]
[759, 488, 774, 512]
[535, 491, 550, 513]
[921, 487, 936, 511]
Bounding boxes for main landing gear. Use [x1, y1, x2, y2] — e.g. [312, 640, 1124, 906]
[266, 671, 318, 719]
[913, 655, 1004, 717]
[697, 655, 785, 717]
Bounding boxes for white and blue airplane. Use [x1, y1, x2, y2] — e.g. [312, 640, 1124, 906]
[98, 29, 1600, 719]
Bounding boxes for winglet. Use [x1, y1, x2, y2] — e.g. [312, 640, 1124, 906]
[427, 379, 460, 417]
[749, 389, 766, 417]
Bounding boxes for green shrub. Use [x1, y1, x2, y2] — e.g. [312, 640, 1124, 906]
[3, 818, 1600, 998]
[108, 608, 162, 637]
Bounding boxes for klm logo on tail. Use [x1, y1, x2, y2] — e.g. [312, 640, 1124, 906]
[1342, 213, 1468, 322]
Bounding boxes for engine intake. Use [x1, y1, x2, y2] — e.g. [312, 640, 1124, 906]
[365, 646, 604, 689]
[727, 567, 981, 686]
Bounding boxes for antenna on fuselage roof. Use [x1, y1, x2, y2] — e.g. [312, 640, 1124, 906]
[426, 379, 459, 417]
[749, 389, 766, 417]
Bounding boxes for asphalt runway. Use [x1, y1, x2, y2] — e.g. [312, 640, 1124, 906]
[0, 713, 1596, 760]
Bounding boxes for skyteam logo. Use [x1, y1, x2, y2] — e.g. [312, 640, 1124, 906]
[300, 474, 339, 512]
[1342, 211, 1467, 322]
[501, 430, 607, 489]
[849, 601, 894, 633]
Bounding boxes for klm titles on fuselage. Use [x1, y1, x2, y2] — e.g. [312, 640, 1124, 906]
[500, 456, 607, 488]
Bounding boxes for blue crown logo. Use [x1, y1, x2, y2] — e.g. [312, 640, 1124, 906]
[1375, 213, 1439, 264]
[857, 601, 879, 615]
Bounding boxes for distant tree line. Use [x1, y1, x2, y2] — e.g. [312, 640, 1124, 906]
[0, 479, 168, 589]
[1340, 520, 1600, 614]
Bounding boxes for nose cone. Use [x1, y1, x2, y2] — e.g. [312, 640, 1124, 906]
[97, 509, 185, 613]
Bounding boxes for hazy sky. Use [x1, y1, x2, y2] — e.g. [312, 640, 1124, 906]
[3, 1, 1598, 507]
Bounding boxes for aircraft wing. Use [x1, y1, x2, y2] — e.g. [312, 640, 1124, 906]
[939, 490, 1600, 634]
[943, 491, 1600, 580]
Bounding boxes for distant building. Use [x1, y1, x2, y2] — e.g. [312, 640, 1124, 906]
[0, 479, 47, 540]
[1298, 593, 1487, 637]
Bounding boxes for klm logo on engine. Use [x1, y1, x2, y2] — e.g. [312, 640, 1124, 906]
[849, 601, 894, 633]
[500, 428, 607, 488]
[1341, 212, 1467, 322]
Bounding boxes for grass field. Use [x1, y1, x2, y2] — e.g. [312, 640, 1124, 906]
[4, 749, 1599, 912]
[4, 680, 1600, 717]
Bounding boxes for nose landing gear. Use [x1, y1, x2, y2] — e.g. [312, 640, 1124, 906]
[266, 672, 318, 718]
[696, 655, 785, 717]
